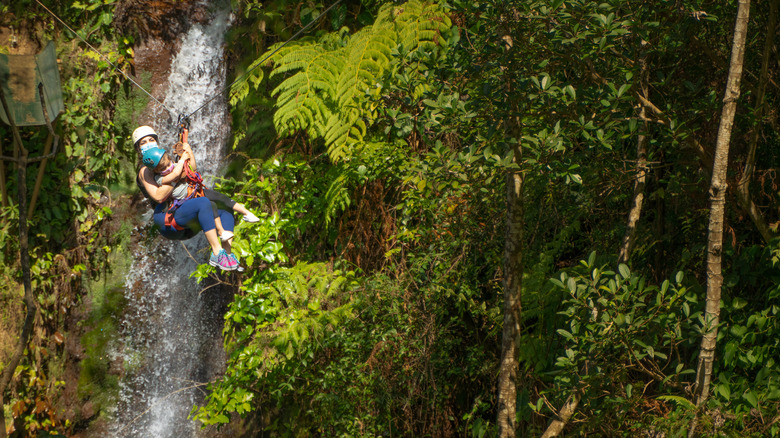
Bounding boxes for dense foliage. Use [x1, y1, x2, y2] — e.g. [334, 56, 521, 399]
[4, 0, 780, 436]
[0, 0, 136, 435]
[198, 0, 780, 436]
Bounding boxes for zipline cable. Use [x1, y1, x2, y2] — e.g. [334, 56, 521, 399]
[183, 0, 344, 120]
[34, 0, 177, 117]
[35, 0, 344, 126]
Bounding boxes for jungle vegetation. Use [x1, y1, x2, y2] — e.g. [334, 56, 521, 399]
[2, 0, 780, 437]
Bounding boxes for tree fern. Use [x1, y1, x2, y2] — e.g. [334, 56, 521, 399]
[391, 1, 452, 54]
[270, 46, 344, 138]
[239, 0, 454, 161]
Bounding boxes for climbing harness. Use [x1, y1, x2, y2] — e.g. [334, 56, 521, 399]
[163, 124, 207, 231]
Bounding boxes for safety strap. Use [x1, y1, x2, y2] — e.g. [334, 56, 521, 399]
[162, 121, 209, 230]
[176, 124, 207, 199]
[163, 163, 206, 230]
[164, 199, 185, 230]
[182, 160, 205, 198]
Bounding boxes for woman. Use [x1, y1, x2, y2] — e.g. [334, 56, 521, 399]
[144, 143, 259, 241]
[133, 125, 240, 271]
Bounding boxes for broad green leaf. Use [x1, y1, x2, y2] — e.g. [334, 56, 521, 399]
[618, 264, 630, 279]
[743, 390, 758, 408]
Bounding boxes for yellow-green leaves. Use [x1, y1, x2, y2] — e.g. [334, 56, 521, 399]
[241, 0, 454, 162]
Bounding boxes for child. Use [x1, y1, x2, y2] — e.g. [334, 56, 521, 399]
[141, 141, 259, 242]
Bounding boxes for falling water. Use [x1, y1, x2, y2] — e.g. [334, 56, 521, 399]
[112, 3, 234, 437]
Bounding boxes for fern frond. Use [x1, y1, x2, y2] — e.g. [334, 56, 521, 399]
[392, 0, 452, 55]
[336, 30, 396, 108]
[254, 1, 454, 162]
[324, 174, 351, 226]
[271, 46, 344, 138]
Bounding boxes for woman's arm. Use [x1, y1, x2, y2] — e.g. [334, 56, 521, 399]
[139, 167, 173, 204]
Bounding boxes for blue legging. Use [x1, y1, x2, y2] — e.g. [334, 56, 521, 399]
[153, 197, 234, 240]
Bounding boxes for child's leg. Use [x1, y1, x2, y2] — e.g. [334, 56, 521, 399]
[218, 209, 235, 250]
[234, 203, 259, 222]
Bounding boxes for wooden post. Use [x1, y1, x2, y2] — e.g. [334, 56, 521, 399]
[27, 130, 53, 218]
[0, 75, 36, 438]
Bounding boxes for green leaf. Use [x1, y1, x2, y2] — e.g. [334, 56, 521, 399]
[717, 383, 731, 399]
[557, 329, 574, 340]
[732, 297, 748, 310]
[587, 251, 596, 267]
[743, 390, 758, 408]
[567, 277, 577, 293]
[563, 84, 576, 99]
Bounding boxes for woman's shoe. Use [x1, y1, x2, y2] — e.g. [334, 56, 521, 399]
[220, 231, 234, 241]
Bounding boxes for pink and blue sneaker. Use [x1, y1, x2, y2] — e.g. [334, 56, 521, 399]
[209, 249, 238, 271]
[227, 253, 244, 272]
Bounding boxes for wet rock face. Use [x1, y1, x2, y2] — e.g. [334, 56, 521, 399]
[133, 37, 175, 104]
[113, 0, 211, 44]
[121, 1, 213, 124]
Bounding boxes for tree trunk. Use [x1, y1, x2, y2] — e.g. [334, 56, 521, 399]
[617, 108, 648, 265]
[497, 143, 524, 438]
[735, 0, 777, 243]
[618, 58, 650, 265]
[0, 87, 36, 438]
[691, 1, 751, 434]
[496, 23, 524, 438]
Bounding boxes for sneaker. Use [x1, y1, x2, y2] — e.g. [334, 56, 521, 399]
[209, 249, 237, 271]
[227, 253, 244, 272]
[220, 231, 234, 241]
[242, 211, 260, 223]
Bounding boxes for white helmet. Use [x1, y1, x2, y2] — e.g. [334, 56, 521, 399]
[132, 125, 158, 148]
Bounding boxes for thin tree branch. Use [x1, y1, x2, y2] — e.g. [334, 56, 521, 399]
[735, 0, 778, 243]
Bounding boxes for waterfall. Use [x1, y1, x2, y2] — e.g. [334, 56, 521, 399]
[112, 3, 234, 437]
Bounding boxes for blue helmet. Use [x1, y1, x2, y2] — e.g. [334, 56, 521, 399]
[142, 147, 166, 169]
